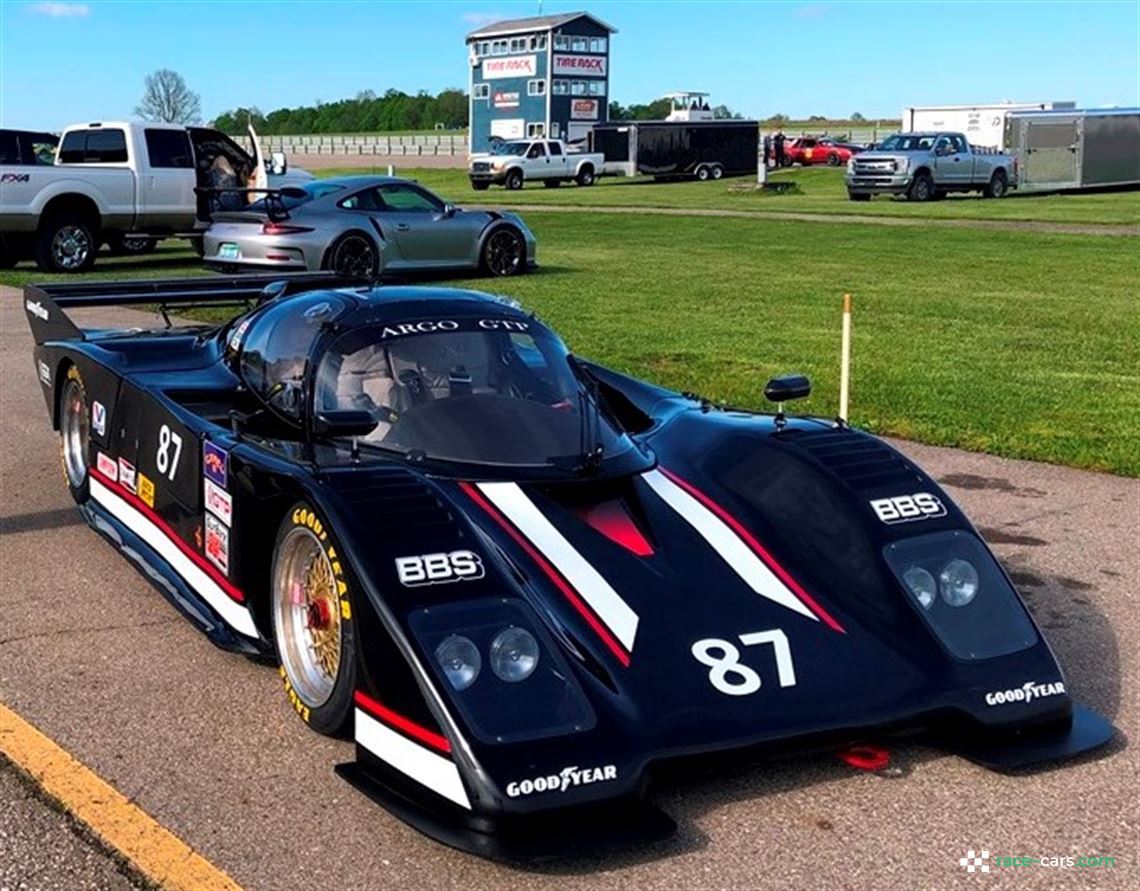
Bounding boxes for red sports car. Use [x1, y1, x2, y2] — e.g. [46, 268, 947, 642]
[781, 137, 863, 167]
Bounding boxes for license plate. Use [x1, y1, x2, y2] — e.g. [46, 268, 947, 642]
[218, 243, 240, 260]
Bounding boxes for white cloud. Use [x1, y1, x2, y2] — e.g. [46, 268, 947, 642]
[29, 2, 90, 17]
[462, 11, 503, 27]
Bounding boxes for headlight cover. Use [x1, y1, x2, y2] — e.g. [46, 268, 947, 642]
[884, 530, 1037, 660]
[410, 598, 595, 744]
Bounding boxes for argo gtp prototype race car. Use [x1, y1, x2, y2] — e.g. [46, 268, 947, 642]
[25, 273, 1114, 859]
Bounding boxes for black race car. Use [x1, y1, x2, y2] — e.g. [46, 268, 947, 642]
[25, 274, 1114, 858]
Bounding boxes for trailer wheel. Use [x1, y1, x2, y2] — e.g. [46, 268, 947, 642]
[696, 165, 711, 182]
[907, 172, 934, 202]
[505, 169, 524, 190]
[983, 170, 1008, 199]
[710, 164, 724, 180]
[575, 165, 595, 187]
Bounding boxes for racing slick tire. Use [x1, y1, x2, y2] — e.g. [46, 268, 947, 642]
[471, 180, 491, 191]
[271, 503, 358, 736]
[481, 226, 525, 277]
[575, 165, 596, 187]
[984, 170, 1009, 199]
[59, 365, 91, 504]
[505, 169, 524, 190]
[847, 190, 871, 201]
[35, 212, 98, 274]
[107, 234, 158, 256]
[907, 172, 935, 202]
[324, 232, 379, 278]
[695, 165, 711, 182]
[827, 152, 841, 166]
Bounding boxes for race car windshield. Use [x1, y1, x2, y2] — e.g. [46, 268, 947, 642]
[315, 320, 634, 469]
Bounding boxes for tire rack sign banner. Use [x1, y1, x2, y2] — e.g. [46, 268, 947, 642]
[553, 54, 607, 76]
[493, 91, 520, 109]
[482, 55, 536, 79]
[571, 99, 599, 120]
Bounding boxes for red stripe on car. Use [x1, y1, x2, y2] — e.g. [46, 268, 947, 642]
[354, 690, 452, 755]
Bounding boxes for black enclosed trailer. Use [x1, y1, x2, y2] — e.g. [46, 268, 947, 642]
[590, 120, 759, 181]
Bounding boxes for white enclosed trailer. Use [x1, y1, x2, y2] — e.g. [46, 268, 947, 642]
[901, 102, 1075, 150]
[1004, 107, 1140, 192]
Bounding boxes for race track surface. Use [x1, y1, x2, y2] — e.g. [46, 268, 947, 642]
[1, 289, 1135, 890]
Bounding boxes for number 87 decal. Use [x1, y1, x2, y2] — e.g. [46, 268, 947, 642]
[692, 629, 796, 696]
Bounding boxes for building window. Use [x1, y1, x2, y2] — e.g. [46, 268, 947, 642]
[472, 83, 490, 100]
[570, 80, 587, 96]
[588, 81, 606, 97]
[571, 36, 588, 52]
[527, 79, 546, 96]
[552, 79, 569, 95]
[492, 39, 507, 55]
[527, 122, 546, 138]
[550, 121, 560, 138]
[589, 37, 607, 54]
[530, 34, 547, 50]
[510, 37, 526, 53]
[553, 34, 571, 50]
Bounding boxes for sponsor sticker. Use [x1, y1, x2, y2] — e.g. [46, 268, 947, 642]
[227, 318, 252, 353]
[92, 401, 106, 436]
[118, 458, 137, 494]
[96, 451, 118, 481]
[25, 299, 49, 321]
[37, 360, 51, 385]
[205, 513, 229, 574]
[869, 492, 946, 524]
[203, 441, 228, 487]
[984, 680, 1065, 707]
[395, 550, 484, 586]
[506, 764, 617, 798]
[204, 478, 233, 526]
[137, 473, 155, 508]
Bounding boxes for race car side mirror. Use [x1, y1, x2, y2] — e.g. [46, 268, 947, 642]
[764, 375, 811, 403]
[312, 410, 379, 439]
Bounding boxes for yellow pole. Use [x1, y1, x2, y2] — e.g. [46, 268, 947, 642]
[839, 293, 853, 423]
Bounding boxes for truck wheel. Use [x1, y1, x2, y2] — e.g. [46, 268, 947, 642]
[481, 227, 525, 277]
[543, 179, 561, 188]
[505, 169, 524, 190]
[907, 172, 934, 202]
[984, 170, 1008, 199]
[827, 153, 841, 166]
[710, 164, 724, 180]
[696, 165, 711, 182]
[35, 214, 98, 273]
[108, 234, 158, 256]
[471, 181, 490, 191]
[847, 191, 871, 202]
[576, 165, 595, 187]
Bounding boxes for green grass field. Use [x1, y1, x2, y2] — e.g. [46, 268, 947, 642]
[4, 211, 1136, 475]
[315, 166, 1140, 226]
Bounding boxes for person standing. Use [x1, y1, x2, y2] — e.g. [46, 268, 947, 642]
[773, 129, 787, 168]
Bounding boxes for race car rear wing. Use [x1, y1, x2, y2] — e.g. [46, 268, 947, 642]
[24, 272, 366, 344]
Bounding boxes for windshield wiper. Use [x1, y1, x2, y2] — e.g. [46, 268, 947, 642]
[568, 355, 605, 473]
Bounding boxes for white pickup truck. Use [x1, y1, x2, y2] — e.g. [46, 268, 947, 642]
[468, 139, 604, 190]
[0, 121, 306, 272]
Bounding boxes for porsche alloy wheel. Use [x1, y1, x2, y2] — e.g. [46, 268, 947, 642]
[60, 369, 90, 502]
[328, 234, 377, 278]
[482, 228, 524, 277]
[272, 505, 356, 735]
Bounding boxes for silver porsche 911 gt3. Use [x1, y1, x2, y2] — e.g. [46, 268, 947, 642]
[202, 176, 536, 278]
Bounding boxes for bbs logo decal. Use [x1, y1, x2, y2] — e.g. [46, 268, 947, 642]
[395, 550, 484, 586]
[869, 492, 946, 524]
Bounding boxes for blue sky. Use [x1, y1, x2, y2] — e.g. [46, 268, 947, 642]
[1, 0, 1137, 129]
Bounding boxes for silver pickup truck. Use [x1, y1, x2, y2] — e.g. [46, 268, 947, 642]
[845, 131, 1017, 202]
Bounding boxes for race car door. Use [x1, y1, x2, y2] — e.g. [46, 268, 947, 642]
[374, 182, 477, 268]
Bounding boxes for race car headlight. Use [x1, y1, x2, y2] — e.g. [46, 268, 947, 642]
[489, 626, 539, 682]
[939, 558, 979, 607]
[411, 598, 595, 744]
[435, 635, 481, 691]
[884, 530, 1037, 660]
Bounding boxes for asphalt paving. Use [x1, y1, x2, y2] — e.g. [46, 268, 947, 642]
[0, 289, 1136, 890]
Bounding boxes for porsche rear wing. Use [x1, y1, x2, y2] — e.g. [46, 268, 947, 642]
[24, 272, 367, 345]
